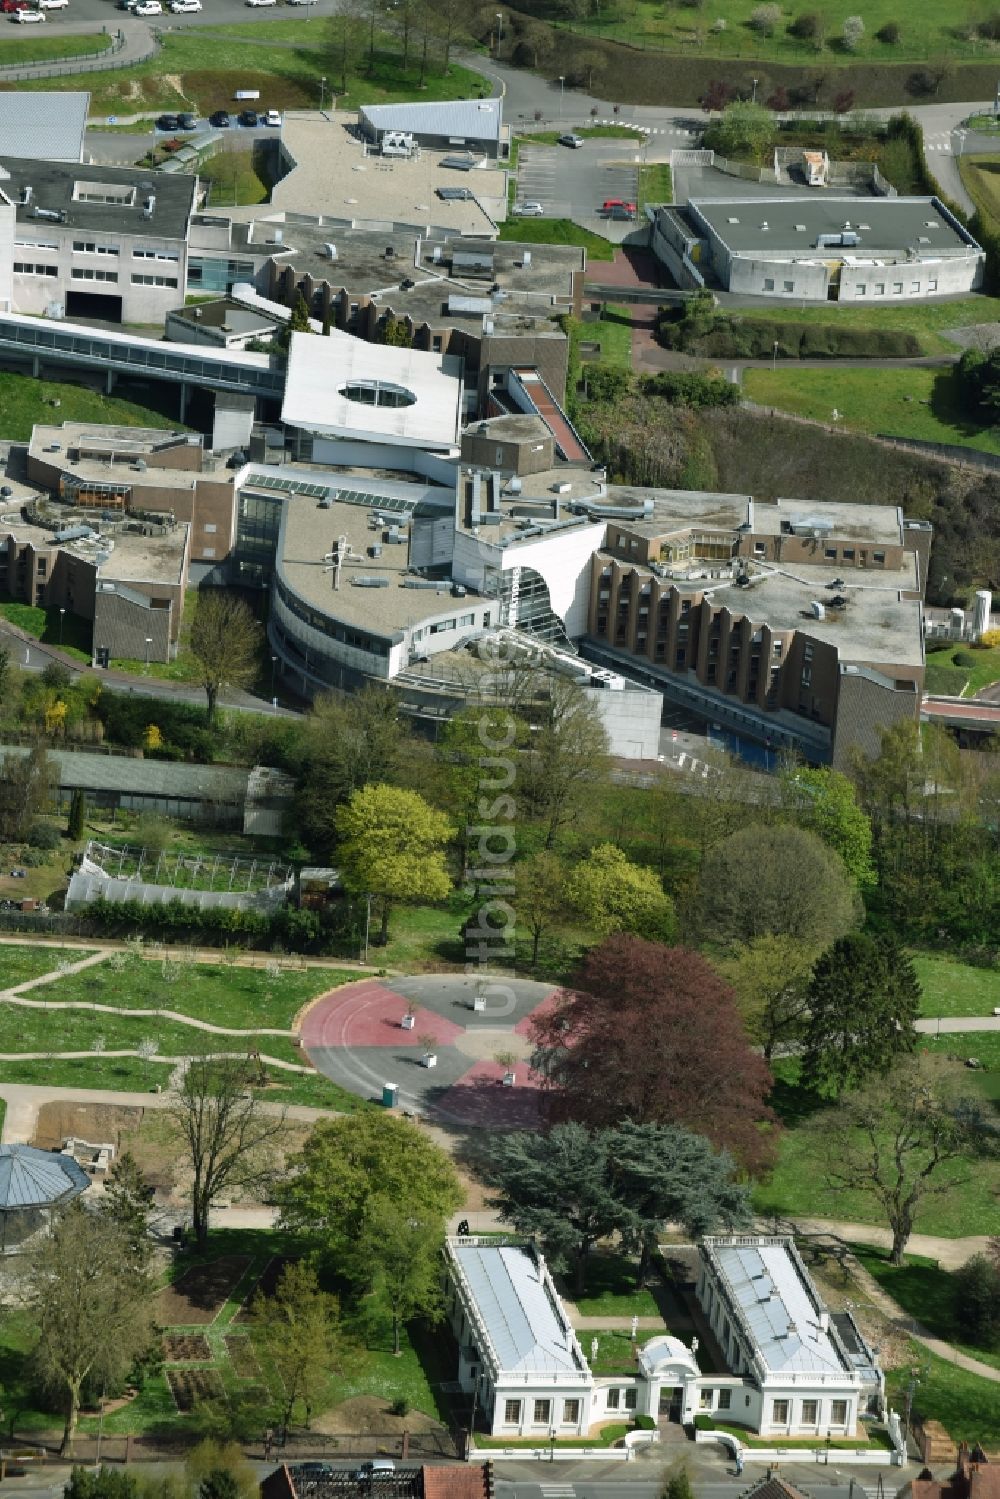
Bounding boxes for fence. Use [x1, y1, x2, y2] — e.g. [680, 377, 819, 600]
[0, 30, 151, 82]
[2, 1428, 463, 1467]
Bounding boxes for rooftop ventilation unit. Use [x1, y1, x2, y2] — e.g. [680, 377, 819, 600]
[33, 207, 62, 222]
[323, 242, 338, 260]
[143, 195, 156, 220]
[523, 250, 532, 268]
[20, 185, 31, 206]
[350, 575, 390, 588]
[811, 600, 826, 620]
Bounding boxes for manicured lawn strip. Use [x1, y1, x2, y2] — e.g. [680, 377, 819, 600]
[0, 370, 185, 443]
[924, 658, 973, 695]
[569, 1252, 661, 1316]
[474, 1424, 630, 1449]
[886, 1342, 1000, 1445]
[0, 602, 91, 662]
[757, 1061, 1000, 1235]
[920, 1033, 1000, 1104]
[638, 162, 673, 209]
[912, 952, 1000, 1018]
[587, 1329, 644, 1374]
[12, 27, 486, 115]
[959, 155, 1000, 230]
[0, 33, 113, 64]
[742, 366, 1000, 455]
[852, 1248, 1000, 1373]
[0, 945, 86, 991]
[498, 218, 615, 260]
[199, 147, 269, 208]
[0, 1056, 152, 1091]
[571, 306, 633, 372]
[710, 1421, 892, 1450]
[30, 958, 356, 1031]
[716, 296, 1000, 356]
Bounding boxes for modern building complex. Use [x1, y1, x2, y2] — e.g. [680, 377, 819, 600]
[443, 1234, 882, 1440]
[358, 98, 507, 160]
[0, 156, 197, 324]
[653, 197, 984, 301]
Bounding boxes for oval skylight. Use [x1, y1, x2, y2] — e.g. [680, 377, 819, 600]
[338, 381, 417, 409]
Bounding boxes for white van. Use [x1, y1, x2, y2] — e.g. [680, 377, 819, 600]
[169, 1, 202, 11]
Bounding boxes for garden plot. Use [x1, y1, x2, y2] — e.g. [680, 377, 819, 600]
[224, 1335, 261, 1379]
[154, 1256, 251, 1326]
[165, 1367, 226, 1413]
[233, 1255, 293, 1322]
[163, 1333, 212, 1362]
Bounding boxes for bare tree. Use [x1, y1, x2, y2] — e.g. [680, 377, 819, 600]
[519, 676, 610, 849]
[29, 1203, 154, 1454]
[173, 1054, 287, 1249]
[425, 0, 466, 67]
[188, 591, 263, 724]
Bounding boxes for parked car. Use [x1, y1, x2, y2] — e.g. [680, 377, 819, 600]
[209, 109, 232, 127]
[11, 11, 45, 22]
[177, 111, 197, 129]
[607, 204, 636, 220]
[38, 1, 70, 11]
[169, 0, 202, 10]
[0, 2, 31, 11]
[601, 197, 636, 213]
[238, 107, 260, 126]
[514, 200, 544, 216]
[558, 132, 584, 148]
[133, 1, 162, 13]
[264, 108, 282, 126]
[286, 0, 319, 6]
[437, 185, 472, 200]
[245, 0, 277, 7]
[156, 112, 180, 130]
[355, 1463, 396, 1483]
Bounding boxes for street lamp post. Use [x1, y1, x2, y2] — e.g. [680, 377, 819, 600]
[752, 76, 758, 103]
[558, 75, 565, 120]
[144, 636, 153, 671]
[495, 12, 503, 51]
[319, 75, 327, 112]
[270, 653, 278, 704]
[772, 339, 779, 373]
[58, 607, 65, 646]
[362, 892, 374, 963]
[549, 1428, 556, 1463]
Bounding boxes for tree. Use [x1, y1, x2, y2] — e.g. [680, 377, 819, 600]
[519, 678, 609, 849]
[334, 783, 452, 943]
[173, 1054, 287, 1249]
[0, 643, 11, 704]
[253, 1261, 342, 1427]
[28, 1204, 153, 1454]
[531, 936, 776, 1173]
[359, 1199, 447, 1355]
[101, 1150, 153, 1265]
[719, 934, 816, 1061]
[566, 843, 676, 942]
[425, 0, 466, 67]
[380, 314, 413, 348]
[954, 1254, 1000, 1348]
[288, 291, 312, 334]
[200, 1477, 240, 1499]
[332, 3, 366, 93]
[664, 1471, 695, 1499]
[750, 3, 781, 32]
[697, 824, 859, 950]
[610, 1121, 752, 1281]
[185, 1441, 257, 1499]
[65, 1470, 139, 1499]
[67, 787, 86, 841]
[876, 19, 900, 41]
[280, 1113, 462, 1269]
[801, 933, 920, 1096]
[781, 767, 875, 887]
[708, 101, 775, 164]
[0, 741, 56, 842]
[842, 13, 864, 48]
[819, 1057, 996, 1263]
[516, 849, 570, 965]
[188, 592, 263, 725]
[294, 687, 405, 860]
[483, 1122, 627, 1295]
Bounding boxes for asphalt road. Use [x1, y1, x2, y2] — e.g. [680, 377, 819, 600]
[516, 139, 639, 232]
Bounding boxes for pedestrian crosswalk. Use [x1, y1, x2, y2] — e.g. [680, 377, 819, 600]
[539, 1485, 577, 1499]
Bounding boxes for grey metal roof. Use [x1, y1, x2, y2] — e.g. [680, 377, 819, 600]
[690, 196, 977, 259]
[454, 1243, 585, 1376]
[0, 746, 250, 803]
[0, 155, 196, 242]
[360, 98, 502, 145]
[0, 92, 89, 164]
[712, 1240, 848, 1376]
[0, 1145, 89, 1210]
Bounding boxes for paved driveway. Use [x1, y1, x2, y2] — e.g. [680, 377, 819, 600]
[516, 138, 640, 241]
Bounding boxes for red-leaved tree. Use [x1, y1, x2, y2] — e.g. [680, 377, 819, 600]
[531, 935, 778, 1175]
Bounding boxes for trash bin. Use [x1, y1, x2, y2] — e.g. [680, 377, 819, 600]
[382, 1082, 399, 1108]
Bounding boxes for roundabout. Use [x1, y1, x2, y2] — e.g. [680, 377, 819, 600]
[299, 972, 561, 1128]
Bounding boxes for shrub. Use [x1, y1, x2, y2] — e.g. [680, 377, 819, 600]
[906, 68, 939, 96]
[876, 19, 900, 41]
[702, 79, 735, 110]
[954, 650, 978, 668]
[980, 628, 1000, 648]
[390, 1397, 410, 1417]
[842, 14, 865, 49]
[788, 10, 820, 36]
[693, 1414, 716, 1430]
[978, 11, 1000, 37]
[634, 1414, 656, 1431]
[642, 371, 740, 408]
[26, 821, 60, 850]
[750, 3, 782, 33]
[954, 1254, 1000, 1348]
[834, 88, 856, 112]
[767, 86, 790, 110]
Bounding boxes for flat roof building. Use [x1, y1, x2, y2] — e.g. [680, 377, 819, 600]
[654, 196, 984, 302]
[359, 98, 506, 160]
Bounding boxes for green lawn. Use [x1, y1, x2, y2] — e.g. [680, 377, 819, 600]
[717, 296, 1000, 356]
[375, 896, 471, 970]
[0, 370, 184, 445]
[743, 365, 1000, 455]
[885, 1342, 1000, 1445]
[959, 155, 1000, 231]
[920, 1033, 1000, 1104]
[576, 306, 633, 370]
[587, 1329, 645, 1374]
[912, 952, 1000, 1018]
[545, 0, 995, 62]
[499, 218, 616, 260]
[0, 33, 112, 63]
[756, 1061, 1000, 1235]
[0, 945, 86, 991]
[19, 25, 486, 115]
[198, 148, 269, 209]
[638, 162, 673, 209]
[474, 1424, 631, 1449]
[569, 1253, 662, 1317]
[0, 602, 92, 663]
[30, 956, 356, 1031]
[853, 1248, 1000, 1373]
[923, 642, 1000, 696]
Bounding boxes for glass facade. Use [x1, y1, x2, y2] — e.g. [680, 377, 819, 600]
[187, 256, 258, 294]
[234, 489, 284, 587]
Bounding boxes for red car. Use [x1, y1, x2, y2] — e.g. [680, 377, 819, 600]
[1, 3, 32, 12]
[602, 198, 637, 213]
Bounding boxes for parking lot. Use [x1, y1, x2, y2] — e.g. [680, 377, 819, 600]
[515, 138, 639, 240]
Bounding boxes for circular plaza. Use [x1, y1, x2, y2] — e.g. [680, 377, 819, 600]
[299, 972, 560, 1128]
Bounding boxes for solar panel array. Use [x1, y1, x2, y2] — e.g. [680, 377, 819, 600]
[244, 473, 417, 515]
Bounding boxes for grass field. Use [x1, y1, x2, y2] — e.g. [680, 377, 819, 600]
[576, 306, 633, 370]
[885, 1342, 1000, 1445]
[0, 601, 92, 662]
[569, 1253, 662, 1317]
[923, 642, 1000, 696]
[198, 148, 269, 208]
[743, 365, 1000, 454]
[0, 370, 184, 444]
[544, 0, 997, 63]
[912, 952, 1000, 1018]
[0, 945, 85, 991]
[853, 1248, 1000, 1373]
[638, 162, 673, 209]
[0, 33, 112, 64]
[498, 217, 615, 259]
[959, 154, 1000, 230]
[755, 1060, 1000, 1235]
[16, 24, 485, 116]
